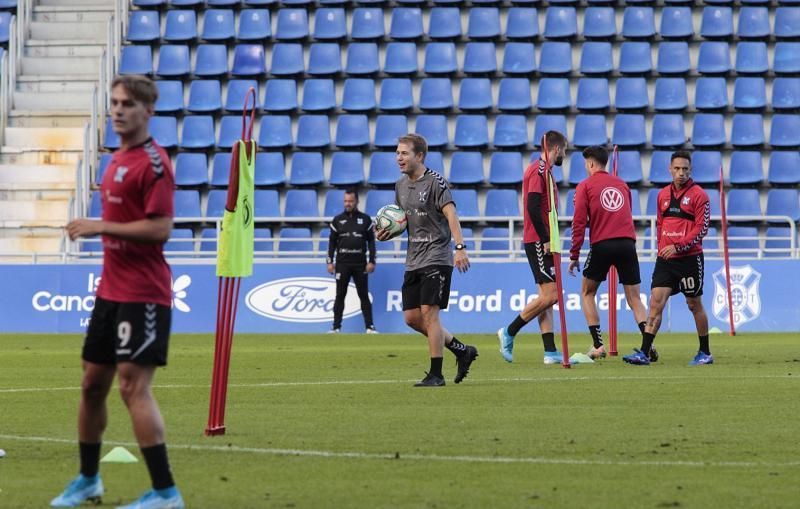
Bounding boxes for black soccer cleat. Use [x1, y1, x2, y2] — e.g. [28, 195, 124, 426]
[454, 345, 479, 384]
[414, 372, 445, 387]
[649, 346, 659, 363]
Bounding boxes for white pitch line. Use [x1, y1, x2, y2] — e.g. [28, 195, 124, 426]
[0, 374, 797, 394]
[0, 434, 798, 469]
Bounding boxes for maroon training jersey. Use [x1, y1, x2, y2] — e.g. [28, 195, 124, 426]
[570, 171, 636, 261]
[97, 139, 175, 306]
[522, 159, 559, 244]
[656, 179, 710, 257]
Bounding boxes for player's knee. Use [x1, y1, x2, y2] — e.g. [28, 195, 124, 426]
[686, 298, 704, 314]
[81, 377, 108, 402]
[542, 285, 559, 307]
[117, 374, 145, 406]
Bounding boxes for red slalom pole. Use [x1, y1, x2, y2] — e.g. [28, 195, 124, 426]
[719, 166, 736, 336]
[608, 146, 619, 356]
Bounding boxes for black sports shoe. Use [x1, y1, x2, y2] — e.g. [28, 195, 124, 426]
[414, 372, 445, 387]
[454, 345, 479, 384]
[649, 346, 659, 362]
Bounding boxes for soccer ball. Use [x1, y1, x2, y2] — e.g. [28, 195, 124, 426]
[375, 204, 407, 239]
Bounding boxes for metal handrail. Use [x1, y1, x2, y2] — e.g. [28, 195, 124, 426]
[0, 45, 8, 147]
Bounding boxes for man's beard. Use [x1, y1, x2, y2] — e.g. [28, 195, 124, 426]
[554, 156, 564, 166]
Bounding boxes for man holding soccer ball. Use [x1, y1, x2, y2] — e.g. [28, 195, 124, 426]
[376, 134, 478, 387]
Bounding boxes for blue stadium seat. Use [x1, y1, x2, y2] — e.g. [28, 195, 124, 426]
[284, 190, 319, 217]
[384, 42, 417, 74]
[264, 80, 297, 112]
[503, 43, 536, 74]
[726, 189, 762, 219]
[533, 115, 567, 147]
[463, 42, 497, 74]
[615, 78, 648, 110]
[254, 153, 286, 186]
[700, 6, 733, 38]
[506, 7, 539, 39]
[774, 42, 800, 74]
[342, 78, 376, 112]
[202, 9, 234, 41]
[179, 115, 215, 149]
[132, 0, 167, 6]
[335, 114, 370, 148]
[451, 190, 480, 218]
[775, 7, 800, 38]
[725, 226, 759, 257]
[174, 190, 202, 219]
[563, 189, 578, 215]
[205, 190, 228, 219]
[731, 114, 765, 147]
[736, 42, 768, 74]
[729, 151, 763, 185]
[188, 80, 222, 113]
[254, 190, 281, 218]
[458, 227, 475, 251]
[480, 227, 512, 253]
[164, 10, 196, 42]
[467, 7, 501, 39]
[645, 188, 661, 216]
[494, 115, 528, 148]
[580, 42, 613, 74]
[617, 151, 643, 184]
[692, 113, 726, 147]
[619, 42, 652, 74]
[208, 0, 240, 6]
[88, 191, 102, 218]
[365, 189, 396, 216]
[648, 151, 672, 185]
[232, 44, 266, 76]
[194, 44, 227, 77]
[378, 78, 412, 111]
[771, 114, 800, 147]
[103, 118, 120, 149]
[324, 189, 346, 218]
[301, 79, 335, 112]
[351, 8, 384, 40]
[425, 152, 444, 174]
[238, 9, 271, 41]
[488, 152, 523, 185]
[225, 79, 259, 112]
[424, 42, 457, 74]
[308, 43, 341, 75]
[661, 6, 693, 39]
[154, 81, 183, 113]
[733, 77, 766, 110]
[275, 8, 308, 40]
[314, 7, 346, 40]
[449, 152, 484, 186]
[414, 115, 449, 148]
[764, 227, 792, 257]
[270, 43, 303, 76]
[258, 115, 293, 148]
[119, 45, 153, 75]
[454, 115, 489, 148]
[164, 229, 195, 253]
[374, 115, 408, 148]
[429, 7, 461, 39]
[657, 42, 690, 74]
[149, 116, 177, 148]
[390, 8, 423, 40]
[622, 7, 655, 39]
[768, 151, 800, 185]
[539, 41, 572, 74]
[419, 78, 454, 111]
[654, 78, 688, 111]
[773, 78, 800, 109]
[612, 114, 646, 147]
[544, 6, 577, 39]
[497, 78, 532, 112]
[156, 45, 190, 77]
[459, 78, 492, 111]
[96, 154, 113, 184]
[210, 153, 232, 186]
[0, 12, 10, 44]
[651, 114, 685, 147]
[691, 151, 722, 184]
[295, 115, 330, 149]
[253, 228, 274, 254]
[737, 7, 770, 39]
[576, 78, 610, 111]
[367, 152, 397, 185]
[573, 115, 607, 147]
[290, 152, 324, 185]
[485, 189, 520, 217]
[568, 152, 586, 185]
[278, 228, 313, 254]
[697, 41, 731, 74]
[175, 153, 208, 187]
[127, 10, 160, 42]
[695, 77, 729, 110]
[536, 78, 570, 110]
[171, 0, 202, 4]
[583, 7, 615, 39]
[346, 43, 379, 75]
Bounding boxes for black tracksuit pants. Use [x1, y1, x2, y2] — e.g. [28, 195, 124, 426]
[333, 264, 374, 329]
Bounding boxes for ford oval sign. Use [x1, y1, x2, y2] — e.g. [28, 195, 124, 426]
[245, 277, 368, 323]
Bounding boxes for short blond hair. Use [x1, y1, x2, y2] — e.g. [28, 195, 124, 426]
[398, 133, 428, 159]
[111, 75, 159, 106]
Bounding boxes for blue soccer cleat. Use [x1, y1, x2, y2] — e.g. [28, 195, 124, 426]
[689, 351, 714, 366]
[622, 349, 651, 365]
[50, 474, 104, 507]
[543, 350, 563, 365]
[497, 327, 515, 363]
[116, 487, 185, 509]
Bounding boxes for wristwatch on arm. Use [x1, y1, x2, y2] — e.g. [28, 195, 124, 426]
[454, 243, 466, 251]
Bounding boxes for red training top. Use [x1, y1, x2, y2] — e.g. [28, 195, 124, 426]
[656, 179, 710, 257]
[570, 171, 636, 261]
[97, 139, 175, 306]
[522, 159, 559, 244]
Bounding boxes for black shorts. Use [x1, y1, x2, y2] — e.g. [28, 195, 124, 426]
[651, 253, 705, 297]
[402, 265, 453, 310]
[524, 242, 556, 285]
[583, 238, 641, 285]
[83, 297, 172, 366]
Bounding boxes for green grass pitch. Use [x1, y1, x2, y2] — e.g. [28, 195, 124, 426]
[1, 332, 798, 508]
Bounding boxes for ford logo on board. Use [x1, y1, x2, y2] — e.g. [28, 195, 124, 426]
[245, 277, 368, 323]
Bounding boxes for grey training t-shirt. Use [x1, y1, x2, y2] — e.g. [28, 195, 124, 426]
[395, 168, 455, 271]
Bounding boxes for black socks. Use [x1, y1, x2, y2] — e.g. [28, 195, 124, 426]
[141, 444, 175, 491]
[542, 332, 556, 352]
[79, 442, 101, 478]
[507, 315, 529, 337]
[699, 335, 710, 355]
[641, 332, 655, 355]
[589, 325, 603, 348]
[446, 337, 467, 357]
